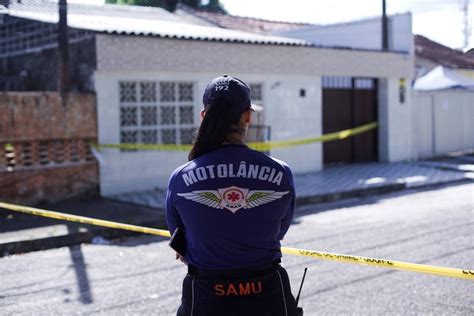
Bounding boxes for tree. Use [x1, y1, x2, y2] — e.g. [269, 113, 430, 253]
[204, 0, 225, 13]
[105, 0, 226, 13]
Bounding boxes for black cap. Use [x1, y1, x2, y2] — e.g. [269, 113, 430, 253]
[202, 75, 254, 113]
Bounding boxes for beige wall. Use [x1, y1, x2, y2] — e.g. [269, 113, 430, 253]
[96, 35, 413, 78]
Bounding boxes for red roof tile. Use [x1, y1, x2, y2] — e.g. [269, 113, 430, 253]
[178, 4, 313, 33]
[415, 35, 474, 69]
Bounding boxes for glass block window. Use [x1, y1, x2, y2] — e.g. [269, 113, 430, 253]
[162, 129, 177, 144]
[180, 128, 196, 144]
[179, 106, 194, 124]
[120, 82, 137, 102]
[160, 82, 176, 102]
[161, 106, 176, 125]
[179, 83, 194, 102]
[121, 107, 138, 127]
[119, 81, 196, 147]
[141, 130, 158, 144]
[141, 106, 157, 126]
[140, 82, 157, 102]
[121, 131, 138, 144]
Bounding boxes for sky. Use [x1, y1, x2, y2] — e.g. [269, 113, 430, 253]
[70, 0, 473, 50]
[219, 0, 473, 50]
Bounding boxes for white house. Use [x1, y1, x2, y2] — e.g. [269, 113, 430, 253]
[412, 35, 474, 158]
[2, 2, 415, 196]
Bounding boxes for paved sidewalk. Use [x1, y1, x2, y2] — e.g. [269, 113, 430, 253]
[1, 156, 473, 256]
[111, 159, 474, 207]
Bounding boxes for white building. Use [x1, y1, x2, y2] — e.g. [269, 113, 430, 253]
[2, 3, 415, 196]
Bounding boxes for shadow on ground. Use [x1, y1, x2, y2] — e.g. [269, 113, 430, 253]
[291, 180, 472, 226]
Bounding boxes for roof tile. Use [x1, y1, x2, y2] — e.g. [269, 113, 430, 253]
[415, 35, 474, 69]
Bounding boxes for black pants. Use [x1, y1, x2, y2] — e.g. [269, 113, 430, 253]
[176, 264, 297, 316]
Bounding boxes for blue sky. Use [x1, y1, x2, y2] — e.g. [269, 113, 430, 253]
[72, 0, 473, 49]
[219, 0, 473, 50]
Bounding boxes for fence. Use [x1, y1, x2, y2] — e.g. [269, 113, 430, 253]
[413, 89, 474, 159]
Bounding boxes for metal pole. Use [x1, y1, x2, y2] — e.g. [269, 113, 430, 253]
[58, 0, 69, 98]
[462, 0, 471, 49]
[382, 0, 388, 51]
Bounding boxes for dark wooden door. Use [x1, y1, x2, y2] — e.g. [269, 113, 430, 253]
[322, 77, 378, 165]
[322, 88, 352, 164]
[352, 79, 378, 162]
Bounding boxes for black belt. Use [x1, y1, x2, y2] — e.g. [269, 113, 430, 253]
[188, 259, 281, 279]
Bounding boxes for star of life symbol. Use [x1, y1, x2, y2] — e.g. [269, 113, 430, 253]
[177, 186, 289, 214]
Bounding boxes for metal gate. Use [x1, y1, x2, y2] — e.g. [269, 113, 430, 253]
[322, 76, 378, 165]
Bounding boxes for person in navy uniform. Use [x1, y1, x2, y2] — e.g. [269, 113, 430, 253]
[166, 75, 298, 316]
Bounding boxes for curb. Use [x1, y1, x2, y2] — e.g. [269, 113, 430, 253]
[1, 178, 472, 257]
[295, 183, 406, 207]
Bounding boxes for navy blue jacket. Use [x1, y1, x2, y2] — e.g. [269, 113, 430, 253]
[165, 144, 295, 270]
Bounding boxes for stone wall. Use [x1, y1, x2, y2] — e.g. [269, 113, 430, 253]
[0, 92, 98, 205]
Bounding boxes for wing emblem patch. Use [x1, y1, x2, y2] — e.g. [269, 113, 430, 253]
[177, 186, 289, 213]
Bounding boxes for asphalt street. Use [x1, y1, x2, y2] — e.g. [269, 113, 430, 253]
[0, 183, 473, 315]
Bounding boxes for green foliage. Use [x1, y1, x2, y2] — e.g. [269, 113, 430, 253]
[106, 0, 178, 11]
[203, 0, 225, 13]
[105, 0, 225, 13]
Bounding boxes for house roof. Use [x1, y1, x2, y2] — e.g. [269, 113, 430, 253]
[2, 1, 310, 47]
[414, 66, 474, 90]
[176, 3, 314, 34]
[415, 35, 474, 69]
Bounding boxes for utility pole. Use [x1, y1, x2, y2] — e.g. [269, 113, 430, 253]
[58, 0, 69, 98]
[462, 0, 471, 49]
[382, 0, 388, 51]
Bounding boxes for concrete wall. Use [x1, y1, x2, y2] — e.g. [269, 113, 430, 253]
[275, 13, 413, 54]
[95, 70, 321, 195]
[96, 35, 413, 77]
[378, 78, 414, 162]
[413, 90, 474, 158]
[264, 77, 321, 173]
[95, 35, 414, 195]
[0, 92, 98, 205]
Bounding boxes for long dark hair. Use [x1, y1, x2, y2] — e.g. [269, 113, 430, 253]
[188, 98, 244, 161]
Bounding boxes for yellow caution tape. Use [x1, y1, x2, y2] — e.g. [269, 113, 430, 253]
[0, 202, 170, 238]
[94, 122, 378, 152]
[282, 247, 474, 280]
[1, 201, 472, 280]
[248, 122, 378, 151]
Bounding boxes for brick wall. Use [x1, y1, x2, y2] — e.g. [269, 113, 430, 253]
[0, 92, 98, 205]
